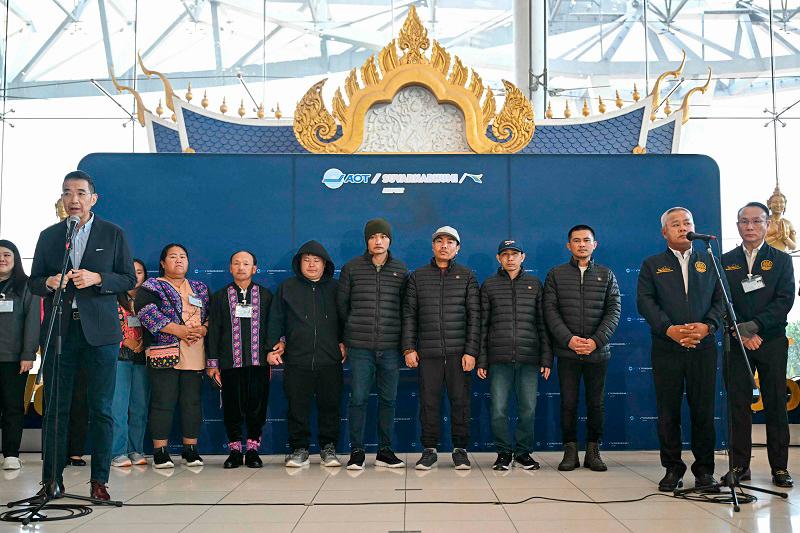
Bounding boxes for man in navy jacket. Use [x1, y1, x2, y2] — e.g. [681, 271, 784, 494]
[30, 170, 135, 501]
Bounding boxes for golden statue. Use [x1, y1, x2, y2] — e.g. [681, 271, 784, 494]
[766, 186, 797, 251]
[55, 197, 68, 221]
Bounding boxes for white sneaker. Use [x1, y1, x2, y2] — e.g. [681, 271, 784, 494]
[111, 455, 132, 467]
[129, 452, 147, 465]
[285, 448, 310, 468]
[2, 457, 21, 470]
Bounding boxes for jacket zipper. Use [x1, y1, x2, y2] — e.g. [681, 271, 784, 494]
[511, 275, 517, 362]
[579, 266, 585, 338]
[312, 284, 317, 370]
[374, 262, 381, 351]
[440, 268, 447, 360]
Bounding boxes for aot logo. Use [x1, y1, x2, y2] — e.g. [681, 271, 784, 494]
[321, 168, 372, 190]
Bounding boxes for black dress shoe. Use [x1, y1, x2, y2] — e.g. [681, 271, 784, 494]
[720, 467, 751, 485]
[772, 469, 794, 488]
[223, 450, 243, 469]
[694, 473, 721, 493]
[658, 469, 685, 492]
[67, 457, 86, 467]
[245, 449, 263, 468]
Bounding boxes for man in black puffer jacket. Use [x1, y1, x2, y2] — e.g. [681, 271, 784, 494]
[403, 226, 480, 471]
[478, 239, 551, 472]
[267, 240, 345, 469]
[337, 218, 408, 470]
[544, 225, 621, 473]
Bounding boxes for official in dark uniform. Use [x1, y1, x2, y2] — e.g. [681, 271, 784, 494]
[722, 201, 795, 488]
[636, 206, 724, 492]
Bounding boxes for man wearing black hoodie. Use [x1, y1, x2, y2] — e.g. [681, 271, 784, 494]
[267, 240, 345, 468]
[403, 226, 480, 470]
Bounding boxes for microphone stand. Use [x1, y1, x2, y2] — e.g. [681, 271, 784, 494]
[673, 239, 788, 512]
[7, 219, 121, 525]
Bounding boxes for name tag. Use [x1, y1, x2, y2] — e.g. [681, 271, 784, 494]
[188, 295, 204, 308]
[235, 304, 253, 318]
[742, 275, 766, 293]
[0, 299, 13, 313]
[127, 315, 141, 327]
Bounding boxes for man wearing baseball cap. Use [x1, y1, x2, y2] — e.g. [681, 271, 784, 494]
[337, 218, 408, 470]
[478, 239, 551, 471]
[403, 226, 480, 470]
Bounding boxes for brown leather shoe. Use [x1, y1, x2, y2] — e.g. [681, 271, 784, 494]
[90, 480, 110, 501]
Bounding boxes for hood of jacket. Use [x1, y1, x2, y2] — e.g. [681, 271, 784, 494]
[292, 240, 335, 282]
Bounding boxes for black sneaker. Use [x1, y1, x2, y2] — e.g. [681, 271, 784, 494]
[514, 453, 540, 470]
[181, 444, 204, 467]
[452, 448, 471, 470]
[415, 448, 438, 470]
[223, 450, 243, 469]
[153, 446, 174, 469]
[347, 449, 366, 471]
[493, 452, 512, 471]
[375, 448, 405, 468]
[245, 449, 263, 468]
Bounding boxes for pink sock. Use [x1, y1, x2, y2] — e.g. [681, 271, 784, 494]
[228, 441, 242, 452]
[246, 438, 261, 452]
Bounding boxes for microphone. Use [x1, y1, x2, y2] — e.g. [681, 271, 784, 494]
[66, 215, 80, 246]
[686, 231, 716, 242]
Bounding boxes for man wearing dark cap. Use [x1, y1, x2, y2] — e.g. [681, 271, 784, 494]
[337, 218, 408, 470]
[403, 226, 480, 470]
[478, 239, 551, 471]
[544, 225, 621, 473]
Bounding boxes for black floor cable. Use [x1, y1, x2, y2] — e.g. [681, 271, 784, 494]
[0, 503, 93, 523]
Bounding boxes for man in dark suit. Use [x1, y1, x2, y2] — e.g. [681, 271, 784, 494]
[29, 170, 135, 501]
[637, 207, 724, 492]
[722, 201, 795, 488]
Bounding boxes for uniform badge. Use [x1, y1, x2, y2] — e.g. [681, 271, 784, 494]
[724, 264, 742, 271]
[695, 261, 707, 273]
[528, 285, 533, 289]
[656, 266, 673, 274]
[456, 275, 460, 279]
[761, 259, 773, 271]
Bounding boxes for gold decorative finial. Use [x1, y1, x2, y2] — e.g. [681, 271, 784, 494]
[183, 147, 196, 153]
[220, 97, 228, 114]
[632, 145, 647, 154]
[185, 83, 193, 102]
[598, 96, 606, 114]
[238, 99, 246, 118]
[632, 84, 640, 102]
[138, 51, 178, 112]
[397, 5, 429, 65]
[564, 100, 572, 118]
[650, 50, 686, 120]
[155, 99, 163, 117]
[663, 99, 672, 116]
[582, 99, 590, 117]
[615, 90, 623, 108]
[273, 103, 282, 119]
[257, 103, 265, 119]
[171, 113, 176, 122]
[545, 101, 553, 119]
[110, 73, 147, 126]
[678, 67, 712, 124]
[201, 91, 209, 109]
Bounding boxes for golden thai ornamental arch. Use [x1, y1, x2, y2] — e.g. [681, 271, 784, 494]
[293, 5, 534, 154]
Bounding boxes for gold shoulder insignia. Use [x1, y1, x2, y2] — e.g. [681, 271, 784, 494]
[656, 266, 674, 274]
[694, 261, 707, 273]
[724, 264, 742, 271]
[761, 259, 774, 271]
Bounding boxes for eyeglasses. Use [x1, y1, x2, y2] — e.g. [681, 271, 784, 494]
[737, 218, 767, 227]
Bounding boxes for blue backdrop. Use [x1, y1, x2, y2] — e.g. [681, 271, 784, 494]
[80, 152, 724, 456]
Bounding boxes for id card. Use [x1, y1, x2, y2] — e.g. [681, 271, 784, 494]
[742, 275, 766, 293]
[188, 295, 204, 308]
[0, 299, 13, 313]
[235, 304, 253, 318]
[127, 315, 141, 327]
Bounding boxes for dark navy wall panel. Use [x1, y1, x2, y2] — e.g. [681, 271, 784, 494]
[79, 152, 722, 455]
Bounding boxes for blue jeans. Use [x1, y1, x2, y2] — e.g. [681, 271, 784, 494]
[42, 319, 118, 484]
[111, 360, 150, 457]
[347, 348, 400, 450]
[489, 362, 539, 454]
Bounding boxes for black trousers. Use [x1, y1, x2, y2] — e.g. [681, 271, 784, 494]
[558, 357, 609, 444]
[283, 364, 343, 450]
[221, 366, 270, 443]
[419, 356, 472, 449]
[148, 368, 203, 440]
[0, 362, 29, 457]
[652, 344, 718, 476]
[67, 363, 88, 457]
[725, 335, 789, 472]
